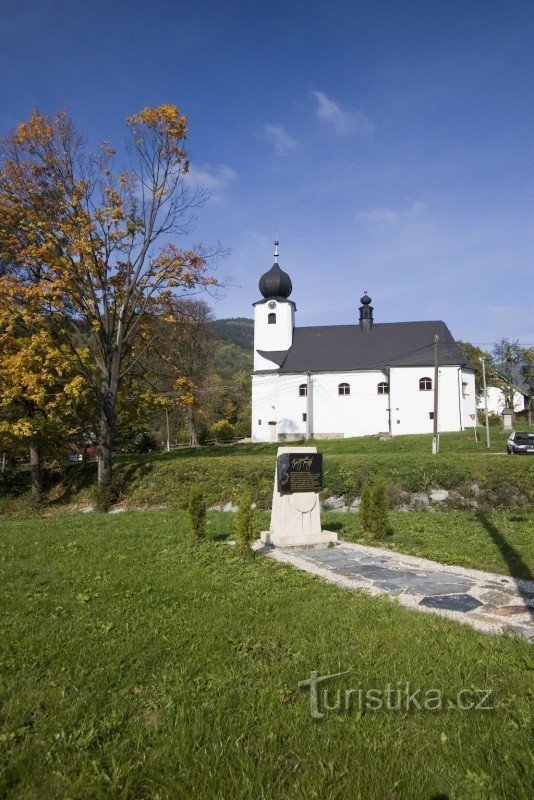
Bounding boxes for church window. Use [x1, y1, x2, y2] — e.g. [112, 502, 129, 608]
[302, 413, 307, 422]
[299, 384, 307, 397]
[338, 383, 350, 396]
[258, 419, 262, 425]
[429, 412, 434, 420]
[268, 313, 276, 324]
[377, 382, 389, 395]
[419, 377, 432, 391]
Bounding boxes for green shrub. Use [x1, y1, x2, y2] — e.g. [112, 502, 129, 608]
[235, 489, 255, 556]
[369, 476, 389, 538]
[133, 431, 160, 453]
[0, 467, 27, 497]
[188, 485, 206, 542]
[92, 477, 123, 512]
[359, 481, 372, 532]
[209, 419, 236, 443]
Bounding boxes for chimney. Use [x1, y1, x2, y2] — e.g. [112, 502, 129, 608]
[359, 292, 373, 331]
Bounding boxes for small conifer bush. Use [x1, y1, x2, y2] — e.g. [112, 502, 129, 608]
[369, 476, 389, 538]
[92, 476, 123, 512]
[359, 480, 372, 532]
[235, 489, 255, 556]
[188, 485, 206, 542]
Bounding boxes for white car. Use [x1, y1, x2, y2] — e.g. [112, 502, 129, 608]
[506, 431, 534, 454]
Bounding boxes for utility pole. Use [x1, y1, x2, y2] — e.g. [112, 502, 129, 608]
[480, 357, 491, 448]
[432, 335, 439, 454]
[165, 407, 171, 452]
[305, 371, 311, 440]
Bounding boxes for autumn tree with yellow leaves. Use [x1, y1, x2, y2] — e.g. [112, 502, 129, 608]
[0, 315, 92, 495]
[0, 105, 218, 484]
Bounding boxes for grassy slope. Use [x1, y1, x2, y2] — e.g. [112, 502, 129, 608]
[33, 428, 533, 512]
[1, 511, 533, 800]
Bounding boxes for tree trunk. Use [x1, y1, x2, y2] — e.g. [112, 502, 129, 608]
[187, 405, 198, 447]
[506, 382, 514, 410]
[29, 443, 43, 497]
[98, 387, 116, 484]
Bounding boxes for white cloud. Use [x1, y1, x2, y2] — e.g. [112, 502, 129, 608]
[311, 90, 375, 137]
[357, 199, 425, 227]
[184, 163, 238, 195]
[263, 124, 298, 155]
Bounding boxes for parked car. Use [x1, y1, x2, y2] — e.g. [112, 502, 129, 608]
[506, 431, 534, 454]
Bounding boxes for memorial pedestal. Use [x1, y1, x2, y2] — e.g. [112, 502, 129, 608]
[260, 446, 337, 548]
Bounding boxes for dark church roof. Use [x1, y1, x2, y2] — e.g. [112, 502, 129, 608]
[257, 320, 473, 373]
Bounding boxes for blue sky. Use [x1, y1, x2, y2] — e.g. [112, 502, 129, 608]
[1, 0, 533, 346]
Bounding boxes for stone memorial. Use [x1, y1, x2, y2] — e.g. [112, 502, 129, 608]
[260, 446, 337, 547]
[502, 407, 514, 430]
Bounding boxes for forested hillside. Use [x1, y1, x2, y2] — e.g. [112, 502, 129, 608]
[211, 318, 254, 350]
[143, 318, 254, 447]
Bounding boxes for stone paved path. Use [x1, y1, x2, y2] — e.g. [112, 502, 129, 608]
[255, 541, 534, 639]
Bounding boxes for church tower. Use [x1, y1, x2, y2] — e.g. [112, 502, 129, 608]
[253, 240, 295, 371]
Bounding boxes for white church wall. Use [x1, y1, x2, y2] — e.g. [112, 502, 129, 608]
[308, 371, 390, 437]
[253, 365, 472, 442]
[252, 370, 391, 442]
[252, 374, 306, 442]
[460, 369, 477, 428]
[253, 365, 471, 442]
[389, 366, 463, 435]
[461, 370, 476, 426]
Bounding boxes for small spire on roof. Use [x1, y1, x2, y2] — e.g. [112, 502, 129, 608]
[274, 234, 279, 265]
[359, 290, 374, 330]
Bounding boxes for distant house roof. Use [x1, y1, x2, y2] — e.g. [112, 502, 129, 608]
[494, 363, 530, 396]
[257, 320, 473, 374]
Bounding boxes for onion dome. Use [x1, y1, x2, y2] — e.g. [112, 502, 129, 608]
[360, 292, 372, 305]
[258, 240, 292, 299]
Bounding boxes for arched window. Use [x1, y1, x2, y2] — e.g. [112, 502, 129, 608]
[338, 383, 350, 396]
[377, 382, 389, 395]
[419, 376, 432, 391]
[268, 313, 276, 324]
[299, 383, 307, 397]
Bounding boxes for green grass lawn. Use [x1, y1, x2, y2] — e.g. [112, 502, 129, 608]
[251, 507, 533, 578]
[1, 511, 533, 799]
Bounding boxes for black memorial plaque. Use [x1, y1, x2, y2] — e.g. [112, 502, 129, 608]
[277, 452, 323, 495]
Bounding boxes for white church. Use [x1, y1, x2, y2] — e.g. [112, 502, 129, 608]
[251, 243, 477, 443]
